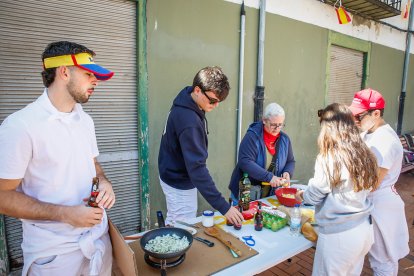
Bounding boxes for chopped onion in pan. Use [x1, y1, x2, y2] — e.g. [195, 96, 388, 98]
[145, 234, 189, 253]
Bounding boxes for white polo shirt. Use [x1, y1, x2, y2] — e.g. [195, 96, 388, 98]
[0, 89, 99, 209]
[363, 124, 402, 191]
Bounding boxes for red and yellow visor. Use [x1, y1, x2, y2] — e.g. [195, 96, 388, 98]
[43, 53, 114, 81]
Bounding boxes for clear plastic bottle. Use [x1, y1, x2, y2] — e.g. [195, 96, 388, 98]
[290, 204, 301, 236]
[239, 172, 251, 211]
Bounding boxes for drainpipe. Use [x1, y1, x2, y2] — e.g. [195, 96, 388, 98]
[254, 0, 266, 122]
[236, 1, 246, 162]
[137, 0, 150, 231]
[397, 0, 414, 135]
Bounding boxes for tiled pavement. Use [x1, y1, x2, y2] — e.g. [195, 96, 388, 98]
[257, 173, 414, 276]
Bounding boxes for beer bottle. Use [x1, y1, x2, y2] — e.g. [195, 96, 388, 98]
[254, 202, 263, 231]
[233, 204, 243, 230]
[88, 177, 100, 207]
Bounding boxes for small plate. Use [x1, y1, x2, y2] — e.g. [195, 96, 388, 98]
[173, 223, 197, 236]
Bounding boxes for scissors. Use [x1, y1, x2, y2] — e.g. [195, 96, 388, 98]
[242, 235, 256, 247]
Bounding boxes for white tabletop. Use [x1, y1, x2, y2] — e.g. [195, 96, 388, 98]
[187, 191, 315, 275]
[130, 184, 315, 275]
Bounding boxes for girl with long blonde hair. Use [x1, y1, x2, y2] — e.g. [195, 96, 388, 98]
[296, 103, 378, 276]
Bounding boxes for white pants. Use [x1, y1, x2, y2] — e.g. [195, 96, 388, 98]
[312, 219, 374, 276]
[368, 220, 401, 276]
[28, 233, 112, 276]
[369, 244, 398, 276]
[160, 177, 197, 225]
[368, 186, 409, 276]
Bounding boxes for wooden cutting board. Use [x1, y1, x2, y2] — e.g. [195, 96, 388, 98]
[131, 223, 258, 275]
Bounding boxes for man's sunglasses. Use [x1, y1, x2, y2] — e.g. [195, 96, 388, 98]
[201, 90, 220, 105]
[318, 108, 373, 122]
[354, 111, 371, 122]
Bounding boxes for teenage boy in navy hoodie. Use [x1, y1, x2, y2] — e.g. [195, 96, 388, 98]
[158, 66, 244, 226]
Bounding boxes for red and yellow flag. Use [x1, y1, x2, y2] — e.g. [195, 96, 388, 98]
[402, 0, 411, 19]
[335, 6, 351, 24]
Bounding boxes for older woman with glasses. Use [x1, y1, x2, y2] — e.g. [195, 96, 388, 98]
[228, 102, 295, 203]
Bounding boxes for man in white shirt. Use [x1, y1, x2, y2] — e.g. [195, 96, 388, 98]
[349, 88, 409, 276]
[0, 41, 115, 276]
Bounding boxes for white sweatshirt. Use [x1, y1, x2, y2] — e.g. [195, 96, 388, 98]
[303, 156, 373, 234]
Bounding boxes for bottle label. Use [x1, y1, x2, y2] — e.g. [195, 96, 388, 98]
[291, 218, 301, 228]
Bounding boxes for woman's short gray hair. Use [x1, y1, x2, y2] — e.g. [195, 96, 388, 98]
[263, 103, 285, 119]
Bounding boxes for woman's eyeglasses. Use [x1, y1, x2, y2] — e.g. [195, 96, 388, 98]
[201, 90, 220, 105]
[268, 123, 285, 129]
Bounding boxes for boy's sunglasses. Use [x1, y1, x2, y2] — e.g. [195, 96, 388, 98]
[201, 90, 220, 105]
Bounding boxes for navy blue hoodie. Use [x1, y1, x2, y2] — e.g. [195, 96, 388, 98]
[158, 86, 230, 215]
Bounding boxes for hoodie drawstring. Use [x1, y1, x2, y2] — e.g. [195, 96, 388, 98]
[204, 117, 209, 135]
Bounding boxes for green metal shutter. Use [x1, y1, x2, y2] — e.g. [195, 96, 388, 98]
[0, 0, 140, 271]
[328, 45, 364, 105]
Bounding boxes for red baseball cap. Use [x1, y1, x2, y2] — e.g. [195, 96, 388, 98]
[348, 88, 385, 115]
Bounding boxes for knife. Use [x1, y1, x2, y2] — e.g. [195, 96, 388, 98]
[194, 236, 215, 247]
[175, 220, 200, 229]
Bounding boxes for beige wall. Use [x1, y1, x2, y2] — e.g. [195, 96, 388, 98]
[146, 0, 414, 224]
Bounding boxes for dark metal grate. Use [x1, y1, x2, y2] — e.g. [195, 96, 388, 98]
[324, 0, 402, 20]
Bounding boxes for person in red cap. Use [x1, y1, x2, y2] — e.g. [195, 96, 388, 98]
[349, 88, 409, 276]
[0, 41, 115, 276]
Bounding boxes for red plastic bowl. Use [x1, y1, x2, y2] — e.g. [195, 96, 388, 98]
[275, 187, 301, 207]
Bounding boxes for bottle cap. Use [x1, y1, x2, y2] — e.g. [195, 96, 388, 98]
[203, 210, 214, 216]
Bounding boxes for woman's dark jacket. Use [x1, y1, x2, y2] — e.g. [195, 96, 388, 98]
[228, 122, 295, 198]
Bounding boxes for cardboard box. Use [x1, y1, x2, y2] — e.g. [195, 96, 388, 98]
[109, 220, 139, 276]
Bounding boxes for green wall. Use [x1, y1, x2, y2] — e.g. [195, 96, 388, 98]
[405, 55, 414, 134]
[262, 13, 327, 181]
[147, 0, 243, 223]
[369, 43, 405, 128]
[369, 42, 414, 134]
[146, 0, 414, 225]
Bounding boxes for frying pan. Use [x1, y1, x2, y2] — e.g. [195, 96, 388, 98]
[140, 227, 193, 275]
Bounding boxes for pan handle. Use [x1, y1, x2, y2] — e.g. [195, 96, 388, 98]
[157, 211, 166, 228]
[160, 259, 167, 276]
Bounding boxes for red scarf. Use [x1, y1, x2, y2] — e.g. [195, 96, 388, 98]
[263, 128, 280, 155]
